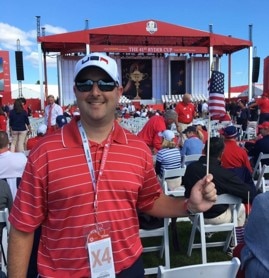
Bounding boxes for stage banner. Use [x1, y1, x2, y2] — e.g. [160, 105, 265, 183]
[170, 60, 186, 95]
[121, 59, 152, 100]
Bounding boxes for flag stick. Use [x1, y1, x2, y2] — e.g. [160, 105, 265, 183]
[247, 191, 250, 216]
[206, 62, 214, 176]
[206, 119, 211, 175]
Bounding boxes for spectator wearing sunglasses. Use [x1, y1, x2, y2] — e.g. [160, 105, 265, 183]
[8, 52, 217, 278]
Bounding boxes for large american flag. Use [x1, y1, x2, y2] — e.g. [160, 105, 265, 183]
[208, 70, 226, 117]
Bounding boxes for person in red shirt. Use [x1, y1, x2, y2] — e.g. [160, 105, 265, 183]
[0, 106, 7, 131]
[220, 125, 253, 174]
[175, 93, 196, 143]
[249, 93, 269, 124]
[26, 124, 47, 151]
[175, 93, 196, 127]
[137, 109, 179, 154]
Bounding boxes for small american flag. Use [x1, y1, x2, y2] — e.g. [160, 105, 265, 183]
[208, 70, 226, 117]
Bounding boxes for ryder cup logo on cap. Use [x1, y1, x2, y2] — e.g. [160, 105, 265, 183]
[158, 130, 175, 142]
[74, 52, 120, 83]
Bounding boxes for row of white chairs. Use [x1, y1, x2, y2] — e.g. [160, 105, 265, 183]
[120, 117, 148, 134]
[161, 94, 208, 103]
[156, 150, 269, 275]
[119, 95, 131, 104]
[140, 151, 241, 275]
[161, 166, 242, 264]
[148, 149, 269, 274]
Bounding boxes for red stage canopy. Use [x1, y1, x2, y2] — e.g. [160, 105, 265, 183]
[38, 19, 252, 55]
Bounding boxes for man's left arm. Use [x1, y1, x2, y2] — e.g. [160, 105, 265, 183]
[146, 174, 216, 218]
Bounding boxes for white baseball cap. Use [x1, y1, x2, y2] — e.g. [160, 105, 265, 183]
[158, 130, 175, 141]
[74, 52, 120, 83]
[193, 120, 205, 126]
[37, 124, 47, 135]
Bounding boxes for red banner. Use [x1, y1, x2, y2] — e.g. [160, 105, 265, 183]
[0, 51, 12, 103]
[91, 45, 209, 54]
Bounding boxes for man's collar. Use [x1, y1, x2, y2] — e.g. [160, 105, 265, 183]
[61, 116, 128, 148]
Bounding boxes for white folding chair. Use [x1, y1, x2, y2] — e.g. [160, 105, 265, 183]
[139, 217, 170, 275]
[160, 168, 188, 253]
[255, 164, 269, 193]
[252, 152, 269, 180]
[218, 121, 232, 129]
[0, 208, 10, 275]
[161, 168, 186, 197]
[244, 121, 257, 140]
[157, 257, 241, 278]
[139, 169, 172, 274]
[187, 194, 242, 264]
[181, 154, 201, 168]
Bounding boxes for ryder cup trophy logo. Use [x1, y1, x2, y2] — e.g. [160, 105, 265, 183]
[126, 66, 148, 100]
[146, 21, 157, 34]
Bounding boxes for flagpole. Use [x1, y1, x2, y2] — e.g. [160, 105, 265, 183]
[206, 62, 214, 176]
[206, 119, 211, 175]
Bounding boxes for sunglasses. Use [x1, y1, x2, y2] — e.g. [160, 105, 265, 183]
[75, 79, 118, 92]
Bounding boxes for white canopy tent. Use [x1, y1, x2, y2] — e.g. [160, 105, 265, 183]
[238, 84, 263, 98]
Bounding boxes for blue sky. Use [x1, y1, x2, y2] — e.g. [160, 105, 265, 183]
[1, 0, 268, 89]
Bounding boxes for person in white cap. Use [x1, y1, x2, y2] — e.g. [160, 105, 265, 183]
[26, 124, 47, 151]
[155, 130, 182, 191]
[8, 52, 217, 278]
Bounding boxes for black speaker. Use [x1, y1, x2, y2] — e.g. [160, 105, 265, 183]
[252, 57, 260, 83]
[15, 51, 24, 81]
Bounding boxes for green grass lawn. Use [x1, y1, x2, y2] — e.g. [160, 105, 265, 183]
[142, 220, 231, 277]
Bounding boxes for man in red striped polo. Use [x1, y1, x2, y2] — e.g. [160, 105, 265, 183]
[8, 53, 217, 278]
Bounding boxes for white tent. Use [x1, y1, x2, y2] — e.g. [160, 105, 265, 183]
[238, 84, 263, 98]
[12, 86, 40, 99]
[11, 84, 59, 99]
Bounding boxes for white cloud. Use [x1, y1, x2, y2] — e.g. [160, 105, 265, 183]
[0, 22, 68, 75]
[42, 24, 67, 35]
[0, 22, 68, 50]
[25, 51, 58, 68]
[0, 23, 34, 51]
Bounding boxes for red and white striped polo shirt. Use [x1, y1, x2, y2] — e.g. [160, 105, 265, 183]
[9, 116, 162, 277]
